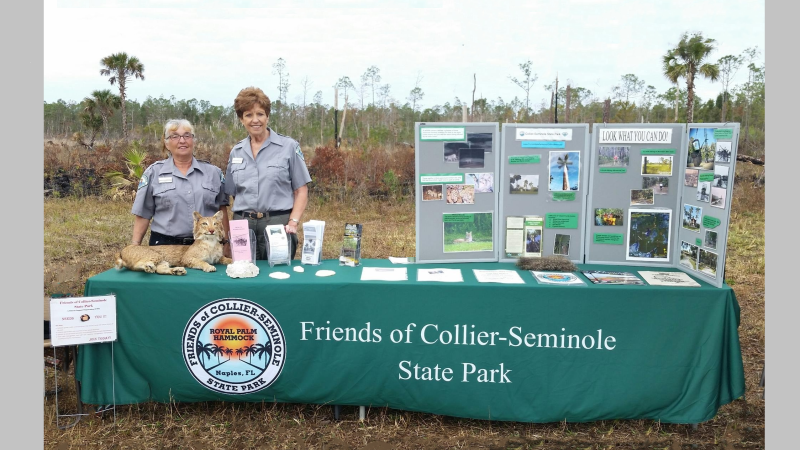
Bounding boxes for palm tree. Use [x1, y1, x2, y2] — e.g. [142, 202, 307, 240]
[83, 89, 121, 141]
[235, 347, 244, 360]
[556, 154, 573, 190]
[662, 32, 720, 124]
[195, 340, 214, 367]
[100, 52, 145, 141]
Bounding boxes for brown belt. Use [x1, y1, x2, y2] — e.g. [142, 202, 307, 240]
[238, 210, 292, 220]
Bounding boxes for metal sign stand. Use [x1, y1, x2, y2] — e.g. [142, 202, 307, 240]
[51, 342, 116, 429]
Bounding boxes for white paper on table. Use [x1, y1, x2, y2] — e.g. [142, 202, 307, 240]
[638, 271, 701, 287]
[388, 256, 415, 264]
[361, 267, 408, 281]
[417, 268, 464, 283]
[472, 269, 525, 284]
[530, 271, 586, 286]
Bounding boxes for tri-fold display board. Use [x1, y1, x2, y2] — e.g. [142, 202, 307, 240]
[415, 123, 500, 264]
[414, 121, 739, 288]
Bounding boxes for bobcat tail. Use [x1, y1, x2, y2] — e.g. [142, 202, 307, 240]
[114, 252, 125, 270]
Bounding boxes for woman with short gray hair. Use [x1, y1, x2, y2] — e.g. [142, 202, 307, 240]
[129, 119, 229, 247]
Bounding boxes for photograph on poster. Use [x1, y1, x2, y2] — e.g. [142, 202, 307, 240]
[467, 132, 493, 152]
[594, 208, 623, 226]
[553, 234, 571, 256]
[710, 187, 727, 208]
[626, 209, 671, 261]
[525, 228, 542, 254]
[641, 155, 673, 176]
[698, 248, 718, 278]
[548, 151, 580, 191]
[445, 184, 475, 204]
[509, 174, 539, 194]
[682, 204, 702, 232]
[684, 169, 699, 187]
[444, 143, 466, 163]
[714, 166, 729, 189]
[705, 230, 718, 250]
[715, 141, 732, 163]
[422, 184, 443, 201]
[467, 173, 494, 193]
[642, 176, 669, 195]
[696, 181, 711, 203]
[443, 212, 493, 253]
[630, 189, 654, 205]
[680, 241, 699, 270]
[687, 127, 716, 170]
[598, 146, 630, 167]
[458, 148, 485, 169]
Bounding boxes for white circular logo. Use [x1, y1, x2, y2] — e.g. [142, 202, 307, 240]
[182, 298, 286, 395]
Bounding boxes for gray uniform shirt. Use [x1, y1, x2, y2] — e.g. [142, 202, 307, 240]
[132, 157, 228, 237]
[224, 128, 312, 213]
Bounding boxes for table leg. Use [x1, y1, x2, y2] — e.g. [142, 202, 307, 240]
[333, 405, 341, 420]
[359, 406, 365, 421]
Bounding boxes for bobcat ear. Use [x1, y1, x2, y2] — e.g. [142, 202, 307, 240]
[213, 211, 223, 220]
[193, 211, 202, 221]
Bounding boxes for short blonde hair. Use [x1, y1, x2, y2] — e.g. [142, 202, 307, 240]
[163, 119, 195, 140]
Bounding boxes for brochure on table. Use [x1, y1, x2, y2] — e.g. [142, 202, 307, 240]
[499, 124, 589, 263]
[301, 220, 326, 265]
[584, 123, 738, 288]
[415, 122, 500, 264]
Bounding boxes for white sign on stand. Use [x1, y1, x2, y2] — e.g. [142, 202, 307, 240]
[49, 295, 117, 347]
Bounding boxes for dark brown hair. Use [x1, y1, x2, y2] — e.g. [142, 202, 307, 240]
[234, 87, 271, 118]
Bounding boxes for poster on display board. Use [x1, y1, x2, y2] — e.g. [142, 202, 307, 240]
[498, 124, 590, 263]
[584, 123, 687, 269]
[674, 123, 740, 288]
[415, 123, 500, 264]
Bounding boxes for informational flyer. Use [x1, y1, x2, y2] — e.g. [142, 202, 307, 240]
[229, 219, 253, 262]
[638, 271, 701, 287]
[265, 225, 289, 264]
[417, 268, 464, 283]
[472, 269, 525, 284]
[504, 216, 524, 257]
[531, 271, 586, 286]
[361, 267, 408, 281]
[50, 295, 117, 347]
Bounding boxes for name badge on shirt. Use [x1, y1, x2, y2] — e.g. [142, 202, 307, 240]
[232, 157, 244, 164]
[158, 176, 173, 183]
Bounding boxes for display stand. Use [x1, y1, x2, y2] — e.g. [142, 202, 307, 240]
[673, 123, 740, 288]
[265, 226, 291, 267]
[415, 122, 500, 264]
[584, 123, 688, 268]
[499, 124, 590, 263]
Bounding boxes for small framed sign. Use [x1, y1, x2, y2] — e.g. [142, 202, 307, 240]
[49, 295, 117, 347]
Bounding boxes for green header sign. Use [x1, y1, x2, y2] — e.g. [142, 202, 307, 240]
[699, 172, 715, 182]
[509, 155, 540, 164]
[552, 192, 575, 201]
[419, 173, 464, 185]
[641, 149, 676, 155]
[702, 215, 721, 229]
[546, 213, 579, 229]
[524, 219, 543, 226]
[443, 213, 474, 223]
[593, 233, 624, 245]
[599, 167, 627, 174]
[714, 129, 733, 140]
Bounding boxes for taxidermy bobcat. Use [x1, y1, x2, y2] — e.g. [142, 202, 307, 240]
[452, 231, 472, 244]
[115, 211, 233, 275]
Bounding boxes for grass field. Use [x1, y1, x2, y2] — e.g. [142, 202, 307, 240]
[43, 163, 765, 449]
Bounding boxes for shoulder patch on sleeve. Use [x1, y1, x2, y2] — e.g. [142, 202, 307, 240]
[295, 144, 305, 161]
[138, 174, 149, 190]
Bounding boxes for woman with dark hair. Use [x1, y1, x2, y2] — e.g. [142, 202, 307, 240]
[223, 87, 311, 260]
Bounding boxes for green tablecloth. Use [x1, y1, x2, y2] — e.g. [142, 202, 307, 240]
[78, 259, 744, 423]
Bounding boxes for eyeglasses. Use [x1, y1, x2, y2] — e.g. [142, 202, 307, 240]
[167, 134, 195, 141]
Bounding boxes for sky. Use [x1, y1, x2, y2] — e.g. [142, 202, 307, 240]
[43, 0, 765, 110]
